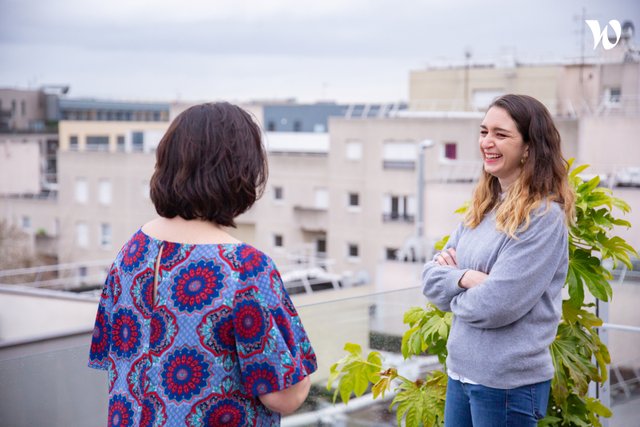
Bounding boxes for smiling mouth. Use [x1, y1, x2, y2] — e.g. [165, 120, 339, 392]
[484, 153, 502, 160]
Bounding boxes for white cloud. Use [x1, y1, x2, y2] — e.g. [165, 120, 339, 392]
[1, 0, 638, 102]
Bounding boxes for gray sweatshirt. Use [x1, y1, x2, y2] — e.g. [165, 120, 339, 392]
[422, 202, 568, 389]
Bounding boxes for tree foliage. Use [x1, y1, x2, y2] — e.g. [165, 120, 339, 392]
[327, 162, 637, 426]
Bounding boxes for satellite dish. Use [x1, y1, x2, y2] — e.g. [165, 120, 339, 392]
[622, 21, 635, 40]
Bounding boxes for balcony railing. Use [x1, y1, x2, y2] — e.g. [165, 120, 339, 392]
[293, 205, 329, 232]
[0, 280, 638, 426]
[382, 213, 415, 223]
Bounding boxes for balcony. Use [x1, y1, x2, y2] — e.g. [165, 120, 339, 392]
[383, 160, 415, 170]
[382, 212, 415, 224]
[293, 205, 328, 232]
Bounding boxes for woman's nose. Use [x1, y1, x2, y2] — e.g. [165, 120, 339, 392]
[480, 135, 494, 148]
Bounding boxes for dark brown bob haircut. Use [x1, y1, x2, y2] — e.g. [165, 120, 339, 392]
[150, 102, 267, 227]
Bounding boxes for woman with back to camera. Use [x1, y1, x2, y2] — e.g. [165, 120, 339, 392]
[422, 94, 574, 426]
[88, 102, 317, 427]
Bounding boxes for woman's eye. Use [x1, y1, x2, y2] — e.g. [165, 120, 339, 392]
[480, 131, 487, 136]
[496, 133, 506, 138]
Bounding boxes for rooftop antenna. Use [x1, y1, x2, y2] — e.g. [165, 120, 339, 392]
[464, 48, 472, 111]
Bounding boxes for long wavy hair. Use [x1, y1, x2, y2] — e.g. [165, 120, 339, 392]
[465, 94, 575, 236]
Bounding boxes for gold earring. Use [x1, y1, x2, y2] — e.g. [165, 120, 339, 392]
[520, 157, 526, 165]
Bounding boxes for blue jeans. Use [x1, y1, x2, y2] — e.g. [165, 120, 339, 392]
[444, 377, 550, 427]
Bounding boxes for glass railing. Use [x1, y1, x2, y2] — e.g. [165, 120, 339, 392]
[0, 284, 638, 427]
[601, 327, 640, 426]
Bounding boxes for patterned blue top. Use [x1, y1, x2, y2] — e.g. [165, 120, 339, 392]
[89, 229, 317, 427]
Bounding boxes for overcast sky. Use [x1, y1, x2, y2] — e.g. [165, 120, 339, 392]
[1, 0, 639, 103]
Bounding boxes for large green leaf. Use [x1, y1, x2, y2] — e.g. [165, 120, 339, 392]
[326, 343, 383, 404]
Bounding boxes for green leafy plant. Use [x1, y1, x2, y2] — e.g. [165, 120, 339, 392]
[327, 162, 637, 426]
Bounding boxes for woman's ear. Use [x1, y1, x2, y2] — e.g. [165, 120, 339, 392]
[521, 146, 530, 165]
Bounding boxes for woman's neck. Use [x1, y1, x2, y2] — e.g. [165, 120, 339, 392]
[141, 216, 241, 244]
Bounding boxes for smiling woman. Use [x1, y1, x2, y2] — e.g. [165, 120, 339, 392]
[479, 107, 528, 190]
[423, 94, 575, 427]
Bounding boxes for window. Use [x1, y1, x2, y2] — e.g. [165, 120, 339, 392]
[382, 141, 416, 169]
[606, 87, 621, 104]
[347, 243, 359, 259]
[444, 142, 457, 160]
[98, 179, 112, 205]
[76, 222, 89, 248]
[21, 215, 31, 231]
[267, 121, 276, 131]
[86, 135, 110, 151]
[383, 194, 415, 222]
[75, 178, 88, 204]
[314, 188, 329, 209]
[293, 120, 302, 132]
[345, 141, 363, 160]
[273, 186, 284, 201]
[348, 192, 360, 208]
[69, 135, 79, 151]
[132, 131, 144, 152]
[21, 100, 26, 116]
[117, 135, 125, 152]
[274, 234, 283, 248]
[316, 238, 327, 256]
[385, 247, 398, 260]
[100, 223, 112, 248]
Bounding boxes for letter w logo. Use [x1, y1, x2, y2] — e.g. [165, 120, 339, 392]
[585, 20, 622, 50]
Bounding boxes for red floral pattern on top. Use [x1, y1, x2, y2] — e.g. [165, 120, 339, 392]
[121, 232, 149, 273]
[171, 260, 224, 313]
[89, 230, 317, 426]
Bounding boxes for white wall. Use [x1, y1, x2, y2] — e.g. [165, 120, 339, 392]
[0, 287, 97, 342]
[0, 139, 40, 194]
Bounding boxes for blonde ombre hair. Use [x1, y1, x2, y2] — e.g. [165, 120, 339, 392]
[465, 95, 575, 237]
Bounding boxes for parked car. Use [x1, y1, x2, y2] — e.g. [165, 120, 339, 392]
[614, 167, 640, 187]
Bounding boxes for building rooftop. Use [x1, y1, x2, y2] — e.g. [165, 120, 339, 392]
[264, 131, 329, 154]
[59, 98, 169, 112]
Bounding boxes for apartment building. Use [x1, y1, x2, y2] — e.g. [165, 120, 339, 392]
[2, 38, 639, 288]
[0, 88, 48, 132]
[409, 33, 639, 117]
[17, 111, 585, 289]
[0, 93, 172, 281]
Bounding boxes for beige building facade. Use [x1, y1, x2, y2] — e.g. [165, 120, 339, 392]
[410, 64, 562, 113]
[3, 109, 637, 290]
[1, 48, 638, 291]
[410, 41, 640, 119]
[0, 88, 47, 131]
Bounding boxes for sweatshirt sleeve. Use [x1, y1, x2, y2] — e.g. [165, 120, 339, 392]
[422, 223, 469, 312]
[449, 204, 568, 329]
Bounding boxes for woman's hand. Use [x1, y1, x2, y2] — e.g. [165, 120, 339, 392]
[435, 248, 488, 289]
[459, 270, 488, 289]
[435, 248, 458, 267]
